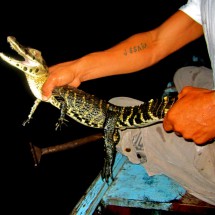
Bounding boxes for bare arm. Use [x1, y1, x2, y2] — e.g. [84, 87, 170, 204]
[42, 10, 203, 100]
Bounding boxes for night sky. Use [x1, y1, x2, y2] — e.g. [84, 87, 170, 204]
[0, 1, 210, 215]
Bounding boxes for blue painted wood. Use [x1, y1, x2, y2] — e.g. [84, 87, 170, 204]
[71, 153, 186, 214]
[102, 161, 186, 211]
[70, 153, 127, 215]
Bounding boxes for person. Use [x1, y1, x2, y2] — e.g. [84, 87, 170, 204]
[42, 0, 215, 205]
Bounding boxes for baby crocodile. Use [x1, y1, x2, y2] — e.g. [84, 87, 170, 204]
[0, 36, 176, 182]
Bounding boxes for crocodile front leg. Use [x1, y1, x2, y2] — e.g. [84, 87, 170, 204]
[101, 109, 119, 183]
[23, 98, 41, 126]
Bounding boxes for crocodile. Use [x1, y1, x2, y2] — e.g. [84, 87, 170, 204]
[0, 36, 177, 182]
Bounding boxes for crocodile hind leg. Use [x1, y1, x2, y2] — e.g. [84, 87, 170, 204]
[55, 101, 69, 130]
[101, 110, 119, 183]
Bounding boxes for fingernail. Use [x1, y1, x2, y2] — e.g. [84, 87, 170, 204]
[42, 95, 48, 101]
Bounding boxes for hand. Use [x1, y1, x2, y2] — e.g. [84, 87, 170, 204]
[42, 60, 82, 100]
[163, 86, 215, 145]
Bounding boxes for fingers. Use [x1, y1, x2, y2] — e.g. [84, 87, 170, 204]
[163, 116, 173, 131]
[163, 118, 213, 145]
[191, 132, 215, 145]
[42, 76, 81, 101]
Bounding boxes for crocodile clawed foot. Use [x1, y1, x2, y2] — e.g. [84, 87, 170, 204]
[22, 118, 31, 126]
[101, 159, 114, 184]
[55, 118, 69, 130]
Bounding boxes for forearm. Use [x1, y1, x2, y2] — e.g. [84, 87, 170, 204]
[75, 11, 203, 83]
[77, 32, 156, 82]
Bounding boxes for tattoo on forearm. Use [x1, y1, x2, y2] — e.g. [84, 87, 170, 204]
[124, 42, 147, 56]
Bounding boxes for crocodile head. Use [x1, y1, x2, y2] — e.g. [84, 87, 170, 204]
[0, 36, 49, 100]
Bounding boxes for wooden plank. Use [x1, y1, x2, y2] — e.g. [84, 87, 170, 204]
[170, 192, 215, 214]
[70, 153, 127, 215]
[102, 161, 186, 211]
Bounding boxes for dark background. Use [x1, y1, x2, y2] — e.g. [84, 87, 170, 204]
[0, 1, 210, 215]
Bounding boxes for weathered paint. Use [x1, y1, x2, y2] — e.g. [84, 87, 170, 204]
[102, 161, 186, 210]
[71, 153, 186, 214]
[70, 153, 127, 215]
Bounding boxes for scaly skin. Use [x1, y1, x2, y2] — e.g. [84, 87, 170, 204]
[0, 36, 177, 182]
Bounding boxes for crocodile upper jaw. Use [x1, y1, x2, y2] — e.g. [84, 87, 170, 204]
[0, 36, 48, 78]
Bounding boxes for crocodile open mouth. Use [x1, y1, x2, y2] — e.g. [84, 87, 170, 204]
[0, 36, 47, 77]
[0, 36, 30, 66]
[8, 36, 40, 66]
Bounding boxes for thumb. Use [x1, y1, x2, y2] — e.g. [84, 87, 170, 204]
[41, 79, 55, 101]
[178, 86, 196, 99]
